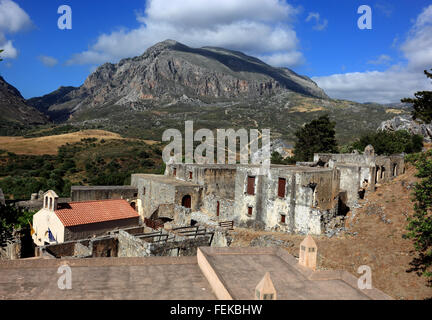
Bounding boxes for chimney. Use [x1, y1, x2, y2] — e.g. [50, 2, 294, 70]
[254, 272, 277, 300]
[299, 235, 318, 270]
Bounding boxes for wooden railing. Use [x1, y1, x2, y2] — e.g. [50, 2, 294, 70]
[219, 220, 234, 230]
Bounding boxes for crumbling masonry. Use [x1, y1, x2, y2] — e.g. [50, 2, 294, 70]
[131, 145, 404, 235]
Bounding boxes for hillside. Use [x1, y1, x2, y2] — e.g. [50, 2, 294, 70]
[230, 164, 431, 300]
[0, 133, 164, 200]
[0, 76, 48, 134]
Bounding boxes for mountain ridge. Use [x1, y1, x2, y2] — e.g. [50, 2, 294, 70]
[26, 40, 328, 122]
[0, 76, 48, 132]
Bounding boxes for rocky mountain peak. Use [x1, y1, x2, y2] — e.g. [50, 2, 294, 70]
[27, 40, 329, 122]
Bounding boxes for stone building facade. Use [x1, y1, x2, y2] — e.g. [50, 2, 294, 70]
[313, 146, 404, 207]
[131, 146, 404, 235]
[71, 186, 138, 202]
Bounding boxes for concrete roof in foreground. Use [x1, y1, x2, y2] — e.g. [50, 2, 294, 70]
[0, 256, 215, 300]
[0, 247, 392, 300]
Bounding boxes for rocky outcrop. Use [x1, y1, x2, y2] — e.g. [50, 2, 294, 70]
[27, 40, 328, 122]
[378, 115, 432, 142]
[250, 235, 294, 248]
[0, 76, 48, 125]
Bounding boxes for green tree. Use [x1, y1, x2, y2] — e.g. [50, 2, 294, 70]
[294, 114, 338, 162]
[405, 150, 432, 284]
[0, 49, 3, 62]
[0, 205, 34, 245]
[351, 130, 423, 155]
[271, 151, 296, 165]
[402, 69, 432, 123]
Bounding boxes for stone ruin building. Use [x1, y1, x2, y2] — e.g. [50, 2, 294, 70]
[131, 145, 404, 236]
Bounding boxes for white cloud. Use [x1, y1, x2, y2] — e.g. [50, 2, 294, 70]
[305, 12, 328, 31]
[312, 68, 429, 104]
[0, 0, 32, 59]
[67, 0, 304, 67]
[367, 54, 392, 65]
[313, 5, 432, 103]
[259, 51, 304, 67]
[38, 55, 58, 67]
[0, 34, 17, 58]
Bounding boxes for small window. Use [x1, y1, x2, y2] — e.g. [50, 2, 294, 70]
[280, 214, 286, 224]
[247, 176, 255, 195]
[189, 171, 193, 180]
[301, 245, 306, 251]
[278, 178, 286, 198]
[216, 201, 220, 217]
[133, 192, 138, 197]
[263, 293, 274, 300]
[247, 206, 253, 216]
[308, 247, 315, 253]
[173, 168, 177, 176]
[143, 188, 146, 196]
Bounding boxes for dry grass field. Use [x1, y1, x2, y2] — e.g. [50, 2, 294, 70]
[0, 130, 125, 155]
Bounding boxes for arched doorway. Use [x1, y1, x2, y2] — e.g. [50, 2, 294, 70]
[182, 195, 192, 209]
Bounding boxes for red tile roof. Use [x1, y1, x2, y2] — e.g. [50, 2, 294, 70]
[55, 199, 139, 227]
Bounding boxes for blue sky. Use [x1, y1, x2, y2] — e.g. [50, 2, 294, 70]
[0, 0, 431, 103]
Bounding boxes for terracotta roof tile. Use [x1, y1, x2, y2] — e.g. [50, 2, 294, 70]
[55, 199, 139, 227]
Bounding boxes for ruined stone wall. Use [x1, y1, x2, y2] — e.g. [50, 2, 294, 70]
[117, 230, 149, 257]
[375, 155, 405, 182]
[91, 237, 118, 257]
[201, 194, 235, 221]
[131, 174, 202, 220]
[64, 217, 139, 242]
[42, 239, 92, 258]
[173, 186, 202, 213]
[232, 166, 339, 234]
[131, 174, 177, 219]
[173, 205, 192, 226]
[314, 153, 375, 167]
[117, 229, 212, 257]
[200, 168, 237, 200]
[336, 165, 363, 207]
[70, 186, 137, 202]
